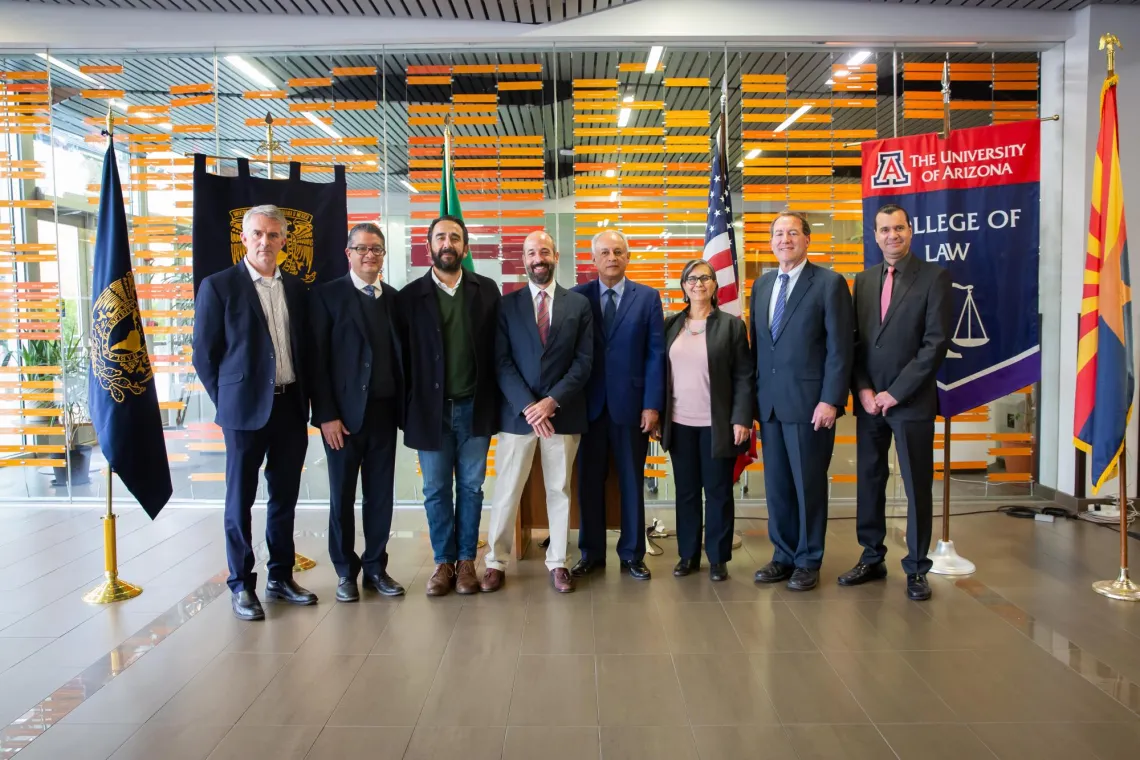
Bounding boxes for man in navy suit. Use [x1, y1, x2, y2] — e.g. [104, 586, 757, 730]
[749, 210, 853, 592]
[310, 223, 406, 603]
[193, 205, 318, 620]
[481, 230, 594, 594]
[570, 229, 665, 580]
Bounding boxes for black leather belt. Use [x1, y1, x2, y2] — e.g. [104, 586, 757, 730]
[274, 383, 294, 395]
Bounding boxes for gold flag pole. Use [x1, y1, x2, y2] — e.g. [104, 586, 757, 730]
[256, 112, 316, 573]
[1091, 32, 1139, 602]
[84, 105, 144, 605]
[84, 467, 143, 603]
[940, 55, 951, 140]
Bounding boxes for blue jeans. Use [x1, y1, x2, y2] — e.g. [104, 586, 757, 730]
[418, 398, 491, 564]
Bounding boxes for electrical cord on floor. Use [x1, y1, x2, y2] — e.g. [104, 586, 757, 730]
[998, 505, 1074, 520]
[1076, 496, 1137, 528]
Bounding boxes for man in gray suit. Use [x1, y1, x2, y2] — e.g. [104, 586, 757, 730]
[749, 210, 853, 592]
[840, 203, 952, 601]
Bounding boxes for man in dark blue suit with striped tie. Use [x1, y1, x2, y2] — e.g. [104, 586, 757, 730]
[570, 229, 665, 580]
[748, 210, 853, 592]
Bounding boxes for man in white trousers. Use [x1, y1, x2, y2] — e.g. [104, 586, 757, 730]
[481, 230, 595, 593]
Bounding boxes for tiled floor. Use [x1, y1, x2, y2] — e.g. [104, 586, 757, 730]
[0, 502, 1139, 759]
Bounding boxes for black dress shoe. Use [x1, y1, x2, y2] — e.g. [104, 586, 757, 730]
[363, 571, 405, 597]
[570, 557, 606, 577]
[753, 561, 794, 584]
[786, 567, 820, 592]
[837, 562, 888, 587]
[673, 557, 700, 577]
[907, 573, 932, 601]
[709, 563, 728, 582]
[232, 590, 264, 621]
[621, 559, 652, 580]
[336, 577, 359, 603]
[265, 578, 318, 606]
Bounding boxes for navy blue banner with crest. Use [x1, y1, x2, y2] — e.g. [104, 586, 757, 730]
[191, 155, 349, 292]
[89, 145, 172, 518]
[861, 120, 1041, 418]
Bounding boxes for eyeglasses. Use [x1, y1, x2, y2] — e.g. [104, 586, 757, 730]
[683, 275, 714, 285]
[349, 246, 385, 256]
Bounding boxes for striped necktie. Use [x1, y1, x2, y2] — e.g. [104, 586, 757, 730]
[363, 284, 376, 298]
[536, 290, 550, 345]
[770, 273, 789, 339]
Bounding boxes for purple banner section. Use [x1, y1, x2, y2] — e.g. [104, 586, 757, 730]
[937, 350, 1040, 419]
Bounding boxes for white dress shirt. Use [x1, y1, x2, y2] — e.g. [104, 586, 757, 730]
[243, 256, 295, 385]
[767, 257, 808, 326]
[350, 269, 381, 298]
[528, 280, 557, 323]
[432, 268, 463, 297]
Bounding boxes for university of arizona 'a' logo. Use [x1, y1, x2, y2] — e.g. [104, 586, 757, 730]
[871, 150, 911, 188]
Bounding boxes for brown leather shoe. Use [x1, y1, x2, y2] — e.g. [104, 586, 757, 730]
[425, 563, 456, 597]
[550, 568, 575, 593]
[480, 568, 504, 593]
[455, 560, 479, 595]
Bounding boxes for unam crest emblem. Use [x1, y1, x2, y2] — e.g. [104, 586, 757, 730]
[229, 207, 316, 284]
[91, 275, 155, 403]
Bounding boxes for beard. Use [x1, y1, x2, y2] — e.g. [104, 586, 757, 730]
[431, 245, 463, 273]
[527, 261, 554, 285]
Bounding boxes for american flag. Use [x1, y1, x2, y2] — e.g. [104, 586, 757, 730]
[703, 90, 742, 316]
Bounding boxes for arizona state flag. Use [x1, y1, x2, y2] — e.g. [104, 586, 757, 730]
[89, 145, 173, 518]
[440, 125, 475, 272]
[1074, 72, 1134, 493]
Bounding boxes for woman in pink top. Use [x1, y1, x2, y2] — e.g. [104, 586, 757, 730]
[657, 260, 754, 581]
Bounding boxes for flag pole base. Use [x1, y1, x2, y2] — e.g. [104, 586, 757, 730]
[293, 553, 317, 573]
[83, 572, 142, 605]
[928, 539, 976, 576]
[1093, 569, 1140, 601]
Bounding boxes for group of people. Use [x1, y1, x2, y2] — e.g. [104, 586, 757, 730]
[192, 201, 951, 622]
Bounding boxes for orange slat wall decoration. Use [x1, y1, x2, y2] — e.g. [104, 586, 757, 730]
[404, 59, 546, 287]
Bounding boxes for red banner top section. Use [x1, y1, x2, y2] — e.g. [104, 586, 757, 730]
[861, 119, 1040, 198]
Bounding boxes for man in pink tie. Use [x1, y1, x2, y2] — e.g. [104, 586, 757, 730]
[842, 204, 953, 601]
[482, 230, 595, 594]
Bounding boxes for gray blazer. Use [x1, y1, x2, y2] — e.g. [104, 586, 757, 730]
[660, 308, 754, 459]
[852, 253, 953, 420]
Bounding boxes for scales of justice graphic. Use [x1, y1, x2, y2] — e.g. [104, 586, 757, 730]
[946, 282, 987, 358]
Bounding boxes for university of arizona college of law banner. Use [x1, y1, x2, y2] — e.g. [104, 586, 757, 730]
[861, 120, 1041, 418]
[192, 155, 349, 291]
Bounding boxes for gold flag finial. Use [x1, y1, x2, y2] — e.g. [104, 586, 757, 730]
[258, 112, 283, 178]
[103, 101, 114, 145]
[1100, 33, 1122, 77]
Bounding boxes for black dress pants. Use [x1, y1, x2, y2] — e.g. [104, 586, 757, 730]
[326, 400, 398, 580]
[855, 413, 935, 575]
[670, 423, 735, 565]
[222, 386, 308, 593]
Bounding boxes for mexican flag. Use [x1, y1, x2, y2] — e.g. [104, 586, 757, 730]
[440, 129, 475, 273]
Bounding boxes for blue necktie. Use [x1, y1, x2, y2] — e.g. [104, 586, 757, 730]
[603, 289, 616, 336]
[770, 273, 789, 339]
[363, 284, 376, 298]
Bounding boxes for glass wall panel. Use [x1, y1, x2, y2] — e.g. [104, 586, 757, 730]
[0, 44, 1044, 505]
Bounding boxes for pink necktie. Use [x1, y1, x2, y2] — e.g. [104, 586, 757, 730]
[880, 265, 895, 322]
[536, 291, 550, 345]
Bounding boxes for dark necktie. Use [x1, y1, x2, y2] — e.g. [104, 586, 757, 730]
[603, 288, 616, 336]
[770, 273, 790, 339]
[363, 284, 376, 298]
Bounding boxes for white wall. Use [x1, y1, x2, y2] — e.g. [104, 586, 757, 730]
[1041, 5, 1140, 499]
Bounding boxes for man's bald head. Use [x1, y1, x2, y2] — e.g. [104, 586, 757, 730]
[523, 229, 558, 286]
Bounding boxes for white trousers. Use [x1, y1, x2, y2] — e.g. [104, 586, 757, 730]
[485, 430, 580, 572]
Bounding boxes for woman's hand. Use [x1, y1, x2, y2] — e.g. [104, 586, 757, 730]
[733, 424, 751, 446]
